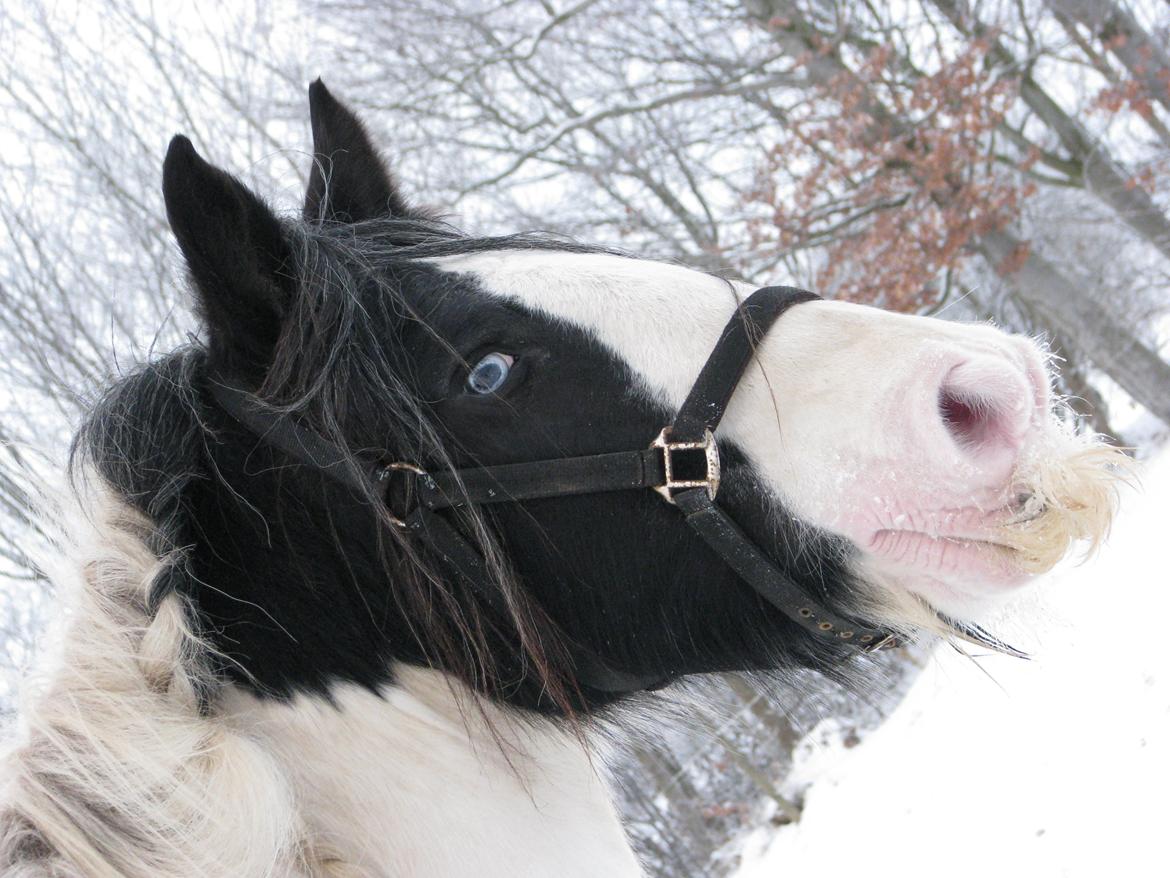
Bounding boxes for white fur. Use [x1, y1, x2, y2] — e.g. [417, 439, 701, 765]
[220, 670, 641, 878]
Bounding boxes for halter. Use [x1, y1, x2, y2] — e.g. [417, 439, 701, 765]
[211, 285, 1024, 694]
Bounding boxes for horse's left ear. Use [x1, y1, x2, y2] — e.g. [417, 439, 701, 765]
[163, 135, 296, 373]
[304, 79, 412, 223]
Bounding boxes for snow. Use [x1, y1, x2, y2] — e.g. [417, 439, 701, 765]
[734, 448, 1169, 878]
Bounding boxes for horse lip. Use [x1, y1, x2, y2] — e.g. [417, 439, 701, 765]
[874, 493, 1045, 544]
[871, 528, 1018, 552]
[867, 528, 1029, 587]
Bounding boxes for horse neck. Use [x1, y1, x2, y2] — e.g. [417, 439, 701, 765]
[220, 666, 643, 878]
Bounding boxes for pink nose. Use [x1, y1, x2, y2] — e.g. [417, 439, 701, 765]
[934, 353, 1041, 478]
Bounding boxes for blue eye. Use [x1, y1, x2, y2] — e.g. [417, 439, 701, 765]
[466, 352, 514, 395]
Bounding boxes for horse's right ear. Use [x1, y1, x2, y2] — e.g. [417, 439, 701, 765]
[304, 79, 412, 223]
[163, 135, 295, 372]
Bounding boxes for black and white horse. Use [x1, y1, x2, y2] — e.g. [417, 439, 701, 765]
[0, 82, 1123, 877]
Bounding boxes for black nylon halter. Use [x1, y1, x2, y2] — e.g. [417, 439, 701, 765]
[210, 285, 1023, 694]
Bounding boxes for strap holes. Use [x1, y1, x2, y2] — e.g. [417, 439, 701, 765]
[839, 631, 854, 639]
[859, 634, 874, 643]
[818, 622, 833, 631]
[798, 608, 813, 618]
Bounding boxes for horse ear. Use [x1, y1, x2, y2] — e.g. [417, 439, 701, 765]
[304, 79, 411, 223]
[163, 134, 295, 371]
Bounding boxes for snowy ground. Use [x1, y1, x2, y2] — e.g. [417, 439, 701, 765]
[734, 448, 1168, 878]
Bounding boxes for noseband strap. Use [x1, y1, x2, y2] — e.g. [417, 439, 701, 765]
[672, 287, 818, 442]
[211, 287, 918, 694]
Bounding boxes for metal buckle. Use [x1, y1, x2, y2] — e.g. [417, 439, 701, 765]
[651, 427, 721, 504]
[377, 461, 427, 528]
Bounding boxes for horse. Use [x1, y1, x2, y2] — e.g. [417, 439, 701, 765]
[0, 80, 1124, 877]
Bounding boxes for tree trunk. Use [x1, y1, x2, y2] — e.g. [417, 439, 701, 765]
[1044, 330, 1117, 439]
[633, 747, 714, 853]
[721, 673, 801, 752]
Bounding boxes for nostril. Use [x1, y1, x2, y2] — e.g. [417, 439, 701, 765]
[936, 359, 1032, 457]
[939, 388, 999, 451]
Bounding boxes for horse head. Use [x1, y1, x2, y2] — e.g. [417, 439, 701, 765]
[148, 81, 1125, 710]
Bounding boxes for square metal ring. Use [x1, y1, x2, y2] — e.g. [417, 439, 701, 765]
[650, 427, 720, 504]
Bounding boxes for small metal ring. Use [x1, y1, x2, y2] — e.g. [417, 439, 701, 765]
[859, 634, 874, 643]
[818, 622, 834, 631]
[379, 461, 427, 528]
[381, 461, 426, 476]
[839, 631, 854, 639]
[798, 608, 813, 618]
